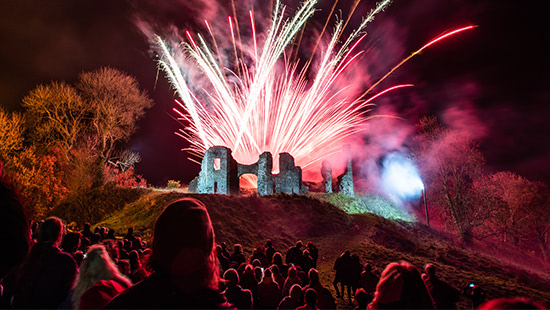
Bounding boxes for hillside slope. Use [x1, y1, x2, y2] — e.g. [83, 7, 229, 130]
[96, 191, 550, 309]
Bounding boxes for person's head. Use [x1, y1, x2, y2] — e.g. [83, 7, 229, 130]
[38, 217, 64, 246]
[223, 268, 239, 287]
[233, 244, 243, 254]
[355, 288, 371, 309]
[304, 288, 317, 307]
[271, 264, 280, 275]
[288, 265, 297, 278]
[478, 297, 545, 310]
[364, 263, 373, 273]
[149, 198, 219, 291]
[424, 263, 436, 278]
[342, 250, 350, 258]
[61, 231, 81, 253]
[308, 268, 320, 285]
[296, 240, 303, 249]
[290, 284, 303, 300]
[272, 252, 283, 265]
[73, 244, 131, 308]
[306, 241, 313, 248]
[266, 239, 272, 248]
[251, 259, 262, 267]
[370, 260, 434, 309]
[127, 227, 133, 234]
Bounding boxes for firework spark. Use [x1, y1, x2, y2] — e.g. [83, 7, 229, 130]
[155, 0, 473, 175]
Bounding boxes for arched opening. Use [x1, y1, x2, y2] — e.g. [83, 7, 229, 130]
[239, 174, 257, 196]
[214, 182, 218, 194]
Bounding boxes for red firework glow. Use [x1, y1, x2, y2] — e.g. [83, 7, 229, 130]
[154, 0, 475, 176]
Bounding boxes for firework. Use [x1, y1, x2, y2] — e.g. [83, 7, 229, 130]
[155, 0, 473, 175]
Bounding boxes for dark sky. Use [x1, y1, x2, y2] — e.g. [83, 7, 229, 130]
[1, 0, 549, 186]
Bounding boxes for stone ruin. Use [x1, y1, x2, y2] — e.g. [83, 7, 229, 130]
[188, 146, 308, 195]
[188, 145, 354, 196]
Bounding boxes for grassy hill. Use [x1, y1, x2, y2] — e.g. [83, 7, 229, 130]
[94, 190, 550, 309]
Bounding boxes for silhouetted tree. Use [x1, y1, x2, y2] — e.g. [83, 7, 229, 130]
[413, 116, 488, 243]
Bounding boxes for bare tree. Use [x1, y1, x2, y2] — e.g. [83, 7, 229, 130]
[77, 67, 154, 164]
[413, 116, 489, 243]
[107, 149, 142, 172]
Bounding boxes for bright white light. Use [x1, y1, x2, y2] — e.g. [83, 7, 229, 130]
[381, 152, 424, 201]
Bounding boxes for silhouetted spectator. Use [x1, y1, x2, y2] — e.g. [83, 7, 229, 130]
[123, 227, 137, 245]
[223, 268, 253, 309]
[297, 288, 319, 310]
[478, 297, 545, 310]
[230, 244, 246, 268]
[117, 259, 130, 277]
[272, 252, 289, 278]
[103, 228, 116, 241]
[13, 217, 78, 308]
[254, 266, 264, 283]
[282, 265, 302, 297]
[354, 288, 372, 310]
[303, 268, 336, 309]
[80, 237, 91, 253]
[240, 264, 258, 301]
[333, 250, 350, 298]
[0, 176, 30, 307]
[128, 250, 148, 284]
[251, 245, 269, 268]
[116, 240, 128, 260]
[105, 198, 232, 308]
[286, 241, 303, 267]
[350, 254, 363, 298]
[367, 260, 434, 309]
[271, 264, 285, 293]
[217, 245, 230, 272]
[61, 232, 82, 260]
[302, 249, 314, 274]
[257, 268, 281, 309]
[265, 239, 276, 263]
[72, 244, 132, 309]
[359, 263, 379, 295]
[277, 283, 303, 310]
[463, 283, 486, 309]
[73, 251, 84, 266]
[221, 242, 231, 260]
[81, 223, 94, 241]
[306, 241, 318, 268]
[422, 263, 460, 309]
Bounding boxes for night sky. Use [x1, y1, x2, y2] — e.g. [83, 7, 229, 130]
[1, 0, 549, 187]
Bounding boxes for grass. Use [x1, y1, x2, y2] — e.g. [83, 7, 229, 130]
[93, 190, 550, 309]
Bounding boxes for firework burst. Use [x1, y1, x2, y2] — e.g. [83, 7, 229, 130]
[154, 0, 473, 175]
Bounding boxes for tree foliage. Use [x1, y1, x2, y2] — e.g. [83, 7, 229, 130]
[77, 67, 154, 162]
[1, 67, 153, 220]
[21, 81, 85, 159]
[0, 108, 25, 158]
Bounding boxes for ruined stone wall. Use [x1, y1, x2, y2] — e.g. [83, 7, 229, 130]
[195, 146, 239, 195]
[189, 147, 306, 195]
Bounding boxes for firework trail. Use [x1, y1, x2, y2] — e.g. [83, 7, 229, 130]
[155, 0, 473, 175]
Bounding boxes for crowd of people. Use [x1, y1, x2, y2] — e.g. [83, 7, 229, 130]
[0, 177, 547, 309]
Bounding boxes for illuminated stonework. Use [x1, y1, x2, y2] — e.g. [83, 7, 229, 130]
[189, 146, 308, 195]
